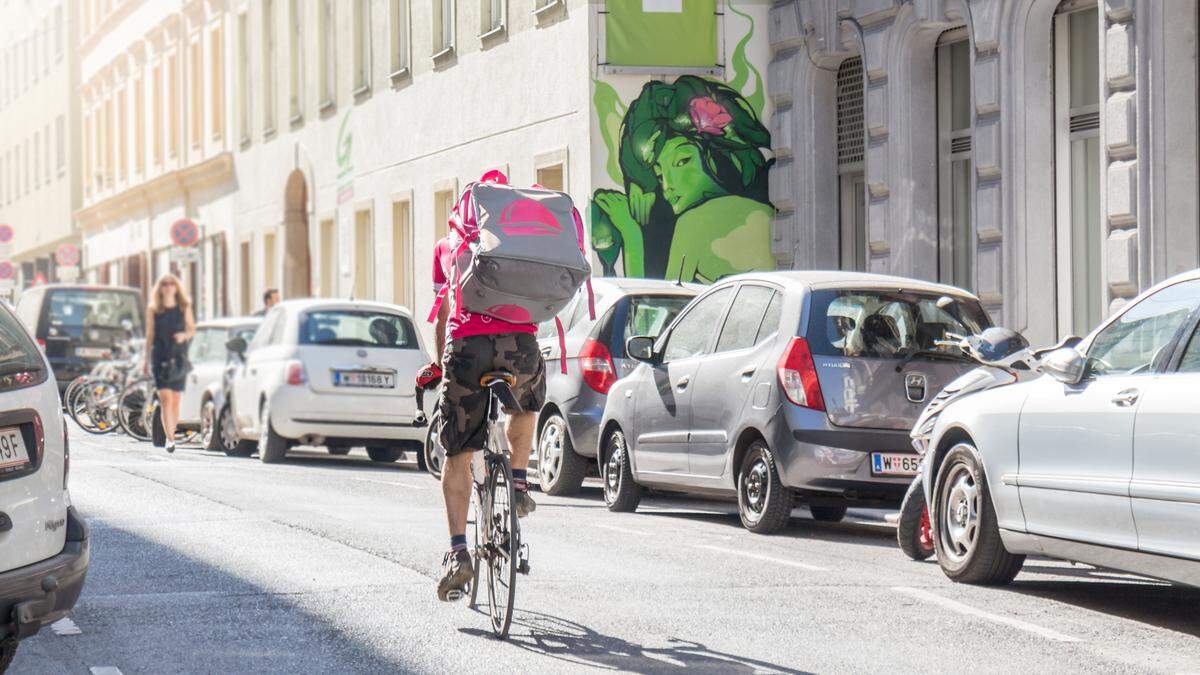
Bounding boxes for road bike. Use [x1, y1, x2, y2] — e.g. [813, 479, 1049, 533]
[415, 370, 531, 639]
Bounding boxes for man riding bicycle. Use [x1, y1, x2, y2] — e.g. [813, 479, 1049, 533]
[420, 173, 544, 602]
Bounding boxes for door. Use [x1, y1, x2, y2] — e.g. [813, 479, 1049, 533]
[1130, 306, 1200, 559]
[690, 285, 781, 479]
[1018, 279, 1200, 548]
[633, 286, 734, 478]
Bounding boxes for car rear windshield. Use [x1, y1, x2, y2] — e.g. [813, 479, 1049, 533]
[625, 294, 694, 339]
[806, 289, 991, 359]
[299, 310, 418, 349]
[0, 305, 44, 380]
[46, 289, 142, 334]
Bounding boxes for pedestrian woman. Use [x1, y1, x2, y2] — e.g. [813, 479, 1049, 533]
[144, 273, 195, 453]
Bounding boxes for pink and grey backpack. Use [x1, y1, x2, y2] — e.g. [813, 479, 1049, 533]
[429, 171, 594, 371]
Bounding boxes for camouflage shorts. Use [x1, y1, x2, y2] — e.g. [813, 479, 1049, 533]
[437, 332, 545, 457]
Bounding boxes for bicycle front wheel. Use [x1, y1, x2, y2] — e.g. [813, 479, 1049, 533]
[118, 381, 153, 441]
[485, 458, 518, 638]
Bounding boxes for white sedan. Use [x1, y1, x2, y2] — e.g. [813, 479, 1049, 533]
[225, 299, 430, 463]
[919, 269, 1200, 587]
[178, 317, 261, 450]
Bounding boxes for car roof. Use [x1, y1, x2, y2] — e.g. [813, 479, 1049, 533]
[718, 271, 981, 300]
[589, 277, 704, 296]
[197, 316, 262, 329]
[275, 298, 416, 317]
[37, 283, 141, 295]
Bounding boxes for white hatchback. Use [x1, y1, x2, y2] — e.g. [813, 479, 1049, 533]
[225, 299, 430, 463]
[0, 300, 89, 668]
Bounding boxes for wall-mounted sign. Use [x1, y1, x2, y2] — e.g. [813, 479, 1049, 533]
[0, 224, 12, 243]
[170, 218, 201, 247]
[55, 243, 80, 267]
[0, 262, 12, 280]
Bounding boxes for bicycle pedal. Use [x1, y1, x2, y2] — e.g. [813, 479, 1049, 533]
[445, 589, 467, 602]
[517, 560, 530, 575]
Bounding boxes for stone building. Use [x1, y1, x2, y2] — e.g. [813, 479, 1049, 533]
[768, 0, 1199, 344]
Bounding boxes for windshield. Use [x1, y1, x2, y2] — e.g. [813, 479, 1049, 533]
[807, 290, 991, 359]
[299, 310, 418, 349]
[46, 289, 143, 334]
[625, 294, 693, 339]
[0, 305, 44, 379]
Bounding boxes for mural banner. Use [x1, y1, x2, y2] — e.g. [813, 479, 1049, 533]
[604, 0, 718, 68]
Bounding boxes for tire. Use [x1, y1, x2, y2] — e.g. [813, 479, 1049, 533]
[933, 443, 1024, 585]
[424, 417, 445, 481]
[536, 413, 587, 496]
[809, 504, 848, 523]
[898, 476, 936, 561]
[737, 440, 794, 534]
[0, 637, 17, 673]
[327, 445, 352, 456]
[257, 403, 288, 464]
[216, 403, 255, 457]
[601, 428, 641, 512]
[201, 399, 220, 451]
[366, 447, 403, 463]
[485, 458, 518, 638]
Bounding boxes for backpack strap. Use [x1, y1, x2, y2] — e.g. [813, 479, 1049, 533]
[554, 316, 568, 375]
[426, 286, 447, 323]
[571, 207, 596, 321]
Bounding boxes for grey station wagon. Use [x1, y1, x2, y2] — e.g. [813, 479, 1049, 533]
[598, 271, 991, 533]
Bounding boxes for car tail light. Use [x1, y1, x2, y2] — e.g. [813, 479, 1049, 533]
[285, 360, 308, 386]
[777, 337, 825, 411]
[580, 338, 617, 394]
[36, 338, 45, 351]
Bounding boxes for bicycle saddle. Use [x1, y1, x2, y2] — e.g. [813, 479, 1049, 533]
[479, 370, 517, 388]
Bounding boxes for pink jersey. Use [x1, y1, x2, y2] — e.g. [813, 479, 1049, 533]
[433, 235, 537, 341]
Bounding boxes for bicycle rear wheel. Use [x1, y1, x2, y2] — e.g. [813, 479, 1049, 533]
[69, 378, 120, 435]
[485, 457, 518, 638]
[118, 380, 153, 441]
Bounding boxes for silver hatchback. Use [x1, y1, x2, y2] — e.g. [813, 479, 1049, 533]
[599, 271, 991, 533]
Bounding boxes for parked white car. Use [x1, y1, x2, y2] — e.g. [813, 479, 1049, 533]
[178, 317, 261, 450]
[0, 300, 89, 669]
[224, 299, 430, 463]
[918, 269, 1200, 587]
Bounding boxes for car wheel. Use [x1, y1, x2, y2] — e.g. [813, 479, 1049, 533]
[258, 403, 288, 464]
[367, 447, 404, 463]
[201, 399, 219, 451]
[537, 413, 587, 496]
[602, 428, 641, 512]
[898, 475, 935, 561]
[933, 443, 1024, 585]
[0, 637, 17, 672]
[217, 403, 255, 457]
[327, 445, 352, 456]
[424, 418, 445, 481]
[809, 504, 847, 523]
[737, 440, 793, 534]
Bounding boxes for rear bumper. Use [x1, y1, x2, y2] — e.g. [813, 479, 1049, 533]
[564, 401, 604, 461]
[270, 387, 426, 442]
[0, 507, 90, 642]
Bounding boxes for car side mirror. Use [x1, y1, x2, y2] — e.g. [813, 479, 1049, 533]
[1040, 347, 1086, 385]
[625, 335, 657, 363]
[226, 336, 248, 357]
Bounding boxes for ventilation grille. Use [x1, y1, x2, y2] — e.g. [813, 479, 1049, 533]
[950, 136, 972, 154]
[1070, 111, 1100, 133]
[837, 57, 865, 167]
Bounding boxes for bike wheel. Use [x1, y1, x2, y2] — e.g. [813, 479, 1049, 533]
[70, 379, 121, 435]
[118, 381, 153, 441]
[467, 489, 483, 610]
[485, 458, 518, 638]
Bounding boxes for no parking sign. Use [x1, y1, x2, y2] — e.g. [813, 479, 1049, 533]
[170, 218, 200, 248]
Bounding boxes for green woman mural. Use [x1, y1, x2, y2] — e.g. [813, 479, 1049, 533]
[592, 75, 775, 283]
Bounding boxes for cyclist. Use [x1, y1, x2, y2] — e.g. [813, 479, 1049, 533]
[422, 179, 544, 602]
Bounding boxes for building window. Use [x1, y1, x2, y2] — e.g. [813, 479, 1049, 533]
[168, 52, 179, 158]
[389, 0, 410, 75]
[319, 0, 336, 107]
[289, 0, 303, 120]
[262, 0, 277, 133]
[480, 0, 504, 36]
[54, 5, 63, 61]
[836, 56, 866, 272]
[937, 32, 974, 291]
[353, 0, 371, 93]
[190, 39, 203, 148]
[118, 87, 127, 180]
[104, 96, 114, 186]
[41, 16, 50, 75]
[43, 123, 50, 184]
[32, 132, 39, 190]
[237, 12, 250, 142]
[153, 64, 164, 164]
[354, 207, 375, 300]
[239, 240, 252, 314]
[82, 115, 91, 196]
[536, 163, 564, 192]
[392, 200, 412, 307]
[433, 0, 455, 56]
[1054, 4, 1101, 335]
[263, 231, 277, 291]
[319, 218, 337, 295]
[211, 25, 224, 140]
[132, 81, 144, 174]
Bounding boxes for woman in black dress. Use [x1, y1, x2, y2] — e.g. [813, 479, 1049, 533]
[143, 273, 195, 453]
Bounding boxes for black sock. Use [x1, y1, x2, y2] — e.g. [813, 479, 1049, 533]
[512, 468, 528, 492]
[450, 534, 467, 553]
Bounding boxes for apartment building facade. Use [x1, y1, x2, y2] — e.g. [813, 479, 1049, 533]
[0, 0, 81, 295]
[769, 0, 1200, 345]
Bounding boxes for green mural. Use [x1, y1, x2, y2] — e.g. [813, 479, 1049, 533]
[591, 4, 773, 283]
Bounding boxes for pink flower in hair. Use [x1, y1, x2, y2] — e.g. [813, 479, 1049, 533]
[689, 96, 732, 135]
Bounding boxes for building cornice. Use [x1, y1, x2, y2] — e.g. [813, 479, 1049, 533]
[75, 153, 234, 231]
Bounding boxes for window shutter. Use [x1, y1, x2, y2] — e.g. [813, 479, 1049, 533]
[836, 57, 864, 168]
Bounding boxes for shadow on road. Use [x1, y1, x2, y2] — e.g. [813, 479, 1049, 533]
[631, 508, 898, 549]
[1008, 570, 1200, 638]
[460, 608, 812, 674]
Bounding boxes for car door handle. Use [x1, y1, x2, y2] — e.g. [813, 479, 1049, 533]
[1112, 389, 1140, 407]
[540, 346, 553, 357]
[740, 367, 756, 382]
[675, 375, 690, 390]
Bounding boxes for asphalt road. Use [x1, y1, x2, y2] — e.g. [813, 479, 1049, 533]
[10, 426, 1200, 674]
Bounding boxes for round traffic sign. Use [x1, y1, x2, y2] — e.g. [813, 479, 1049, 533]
[0, 262, 12, 280]
[55, 243, 80, 267]
[170, 218, 200, 247]
[0, 225, 12, 243]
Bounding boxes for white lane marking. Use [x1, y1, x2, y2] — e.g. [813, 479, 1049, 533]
[146, 454, 167, 462]
[50, 617, 82, 635]
[595, 523, 651, 537]
[892, 586, 1080, 643]
[691, 544, 827, 571]
[353, 477, 426, 489]
[89, 668, 123, 675]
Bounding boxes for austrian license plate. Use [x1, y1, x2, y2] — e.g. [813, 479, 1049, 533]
[0, 426, 30, 471]
[333, 370, 395, 388]
[76, 347, 110, 359]
[871, 452, 921, 477]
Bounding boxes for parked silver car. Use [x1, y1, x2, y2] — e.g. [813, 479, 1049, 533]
[599, 271, 991, 533]
[531, 278, 700, 495]
[177, 317, 261, 451]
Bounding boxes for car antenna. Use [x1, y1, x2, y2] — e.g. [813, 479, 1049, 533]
[673, 256, 687, 286]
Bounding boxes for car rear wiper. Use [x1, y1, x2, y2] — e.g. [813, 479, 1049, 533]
[893, 349, 974, 373]
[0, 363, 45, 377]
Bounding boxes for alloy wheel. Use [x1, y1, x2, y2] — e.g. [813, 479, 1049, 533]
[538, 420, 564, 486]
[604, 432, 625, 502]
[219, 404, 239, 452]
[200, 400, 215, 448]
[939, 461, 981, 564]
[740, 456, 769, 522]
